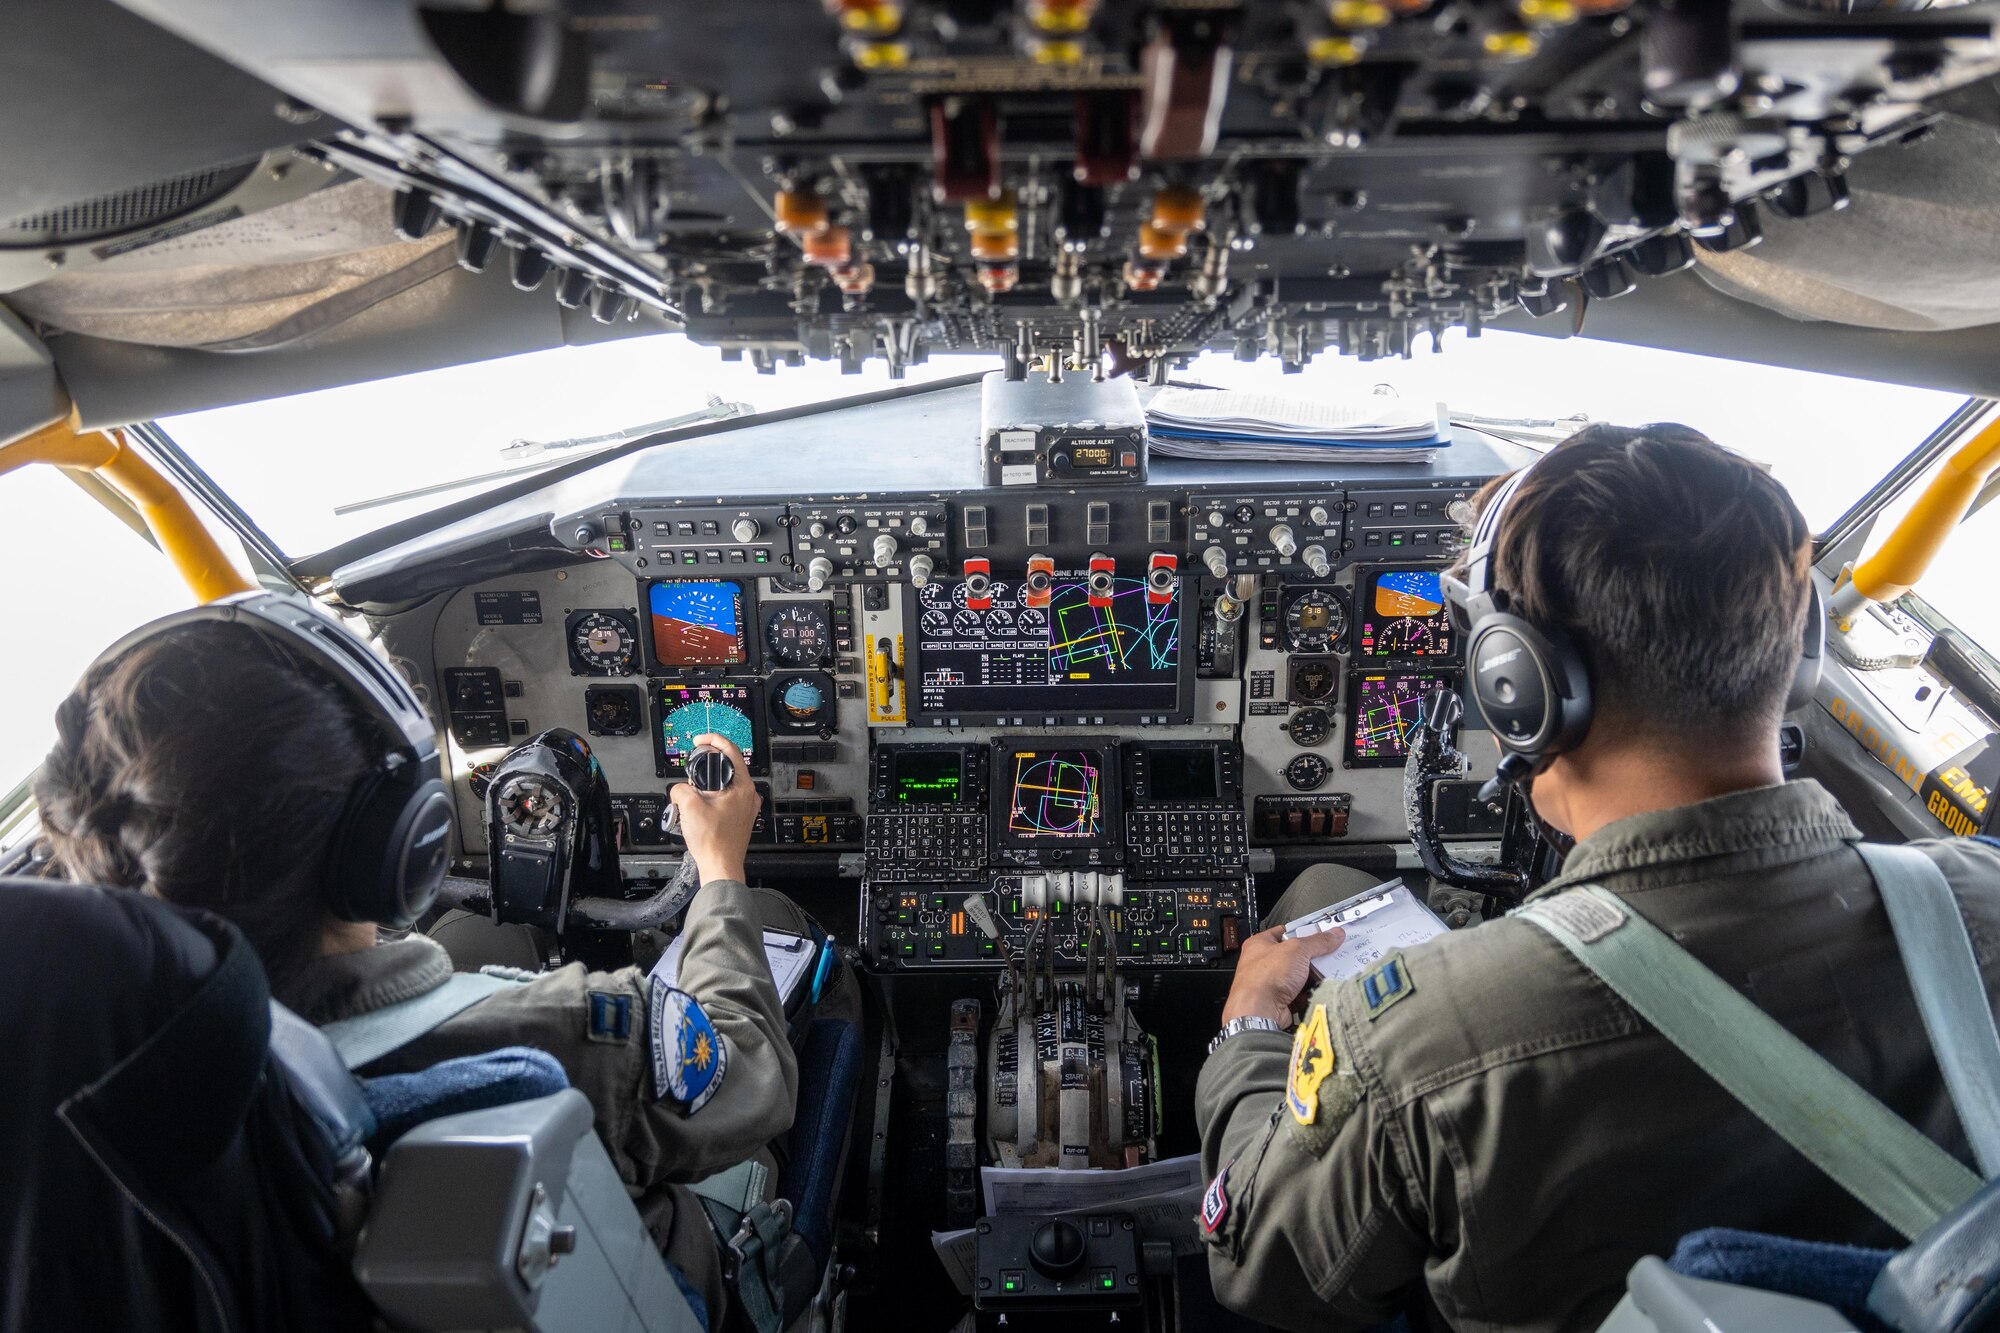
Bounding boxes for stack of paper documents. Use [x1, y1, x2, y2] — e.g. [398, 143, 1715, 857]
[1146, 387, 1449, 463]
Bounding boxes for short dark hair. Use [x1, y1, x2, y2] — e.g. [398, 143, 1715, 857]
[1470, 422, 1812, 737]
[35, 623, 374, 993]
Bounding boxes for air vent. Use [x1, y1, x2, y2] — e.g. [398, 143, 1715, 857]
[0, 159, 258, 248]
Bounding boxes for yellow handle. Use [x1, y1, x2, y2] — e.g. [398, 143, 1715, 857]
[1844, 413, 2000, 609]
[0, 414, 255, 603]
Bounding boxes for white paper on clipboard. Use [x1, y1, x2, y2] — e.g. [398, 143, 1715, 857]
[1283, 881, 1450, 983]
[648, 928, 817, 1004]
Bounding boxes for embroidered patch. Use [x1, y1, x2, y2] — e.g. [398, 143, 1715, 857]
[1535, 890, 1627, 944]
[649, 980, 727, 1115]
[1201, 1162, 1232, 1234]
[1358, 957, 1414, 1019]
[587, 990, 634, 1043]
[1286, 1004, 1337, 1126]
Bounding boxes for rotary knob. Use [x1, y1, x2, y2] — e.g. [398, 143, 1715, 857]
[909, 515, 930, 537]
[908, 553, 935, 587]
[1447, 498, 1475, 526]
[1308, 504, 1331, 526]
[871, 532, 899, 566]
[731, 517, 760, 543]
[806, 555, 835, 592]
[1269, 523, 1297, 558]
[1202, 546, 1230, 579]
[1302, 544, 1331, 578]
[807, 520, 829, 539]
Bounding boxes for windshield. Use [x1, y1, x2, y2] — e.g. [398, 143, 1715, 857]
[157, 331, 1966, 562]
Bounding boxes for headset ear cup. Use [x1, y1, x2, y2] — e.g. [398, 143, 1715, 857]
[327, 761, 455, 929]
[1466, 612, 1593, 764]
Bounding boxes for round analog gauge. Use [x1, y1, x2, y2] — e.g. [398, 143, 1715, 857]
[495, 774, 565, 837]
[764, 603, 832, 667]
[951, 581, 975, 607]
[1289, 707, 1333, 747]
[585, 685, 642, 737]
[920, 609, 951, 635]
[468, 761, 498, 800]
[1284, 753, 1332, 792]
[1374, 617, 1436, 656]
[986, 608, 1016, 633]
[919, 582, 952, 611]
[567, 610, 638, 675]
[952, 609, 985, 636]
[768, 672, 835, 734]
[1291, 658, 1337, 703]
[1017, 608, 1048, 635]
[1283, 589, 1348, 654]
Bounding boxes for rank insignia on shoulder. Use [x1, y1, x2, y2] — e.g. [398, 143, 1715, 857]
[587, 990, 634, 1043]
[1359, 957, 1414, 1020]
[1286, 1004, 1336, 1126]
[1201, 1162, 1232, 1235]
[648, 980, 728, 1115]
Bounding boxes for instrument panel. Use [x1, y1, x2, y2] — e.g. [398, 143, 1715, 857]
[424, 465, 1513, 966]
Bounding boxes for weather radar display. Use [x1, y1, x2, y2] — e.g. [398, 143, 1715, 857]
[1347, 673, 1450, 766]
[1006, 750, 1104, 840]
[1357, 569, 1456, 659]
[656, 683, 756, 767]
[648, 580, 747, 666]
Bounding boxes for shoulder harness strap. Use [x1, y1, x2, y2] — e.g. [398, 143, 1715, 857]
[1517, 885, 1981, 1241]
[320, 970, 523, 1070]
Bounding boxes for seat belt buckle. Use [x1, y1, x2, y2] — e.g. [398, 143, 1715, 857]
[723, 1196, 794, 1281]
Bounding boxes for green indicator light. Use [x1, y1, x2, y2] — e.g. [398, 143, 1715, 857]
[1102, 1276, 1114, 1289]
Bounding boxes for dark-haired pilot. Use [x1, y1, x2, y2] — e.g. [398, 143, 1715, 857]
[1195, 424, 2000, 1332]
[35, 623, 848, 1323]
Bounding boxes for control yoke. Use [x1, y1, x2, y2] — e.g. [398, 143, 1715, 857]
[1403, 687, 1531, 903]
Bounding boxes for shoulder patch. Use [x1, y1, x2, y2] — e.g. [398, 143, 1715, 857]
[1533, 890, 1627, 944]
[1358, 956, 1414, 1019]
[648, 980, 728, 1115]
[1201, 1162, 1232, 1235]
[1286, 1003, 1337, 1125]
[587, 990, 634, 1042]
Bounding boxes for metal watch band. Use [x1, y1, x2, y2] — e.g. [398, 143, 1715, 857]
[1207, 1015, 1283, 1055]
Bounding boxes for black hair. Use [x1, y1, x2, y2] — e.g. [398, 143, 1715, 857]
[34, 622, 375, 994]
[1472, 422, 1813, 737]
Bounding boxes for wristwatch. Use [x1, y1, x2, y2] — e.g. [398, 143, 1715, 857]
[1207, 1015, 1284, 1055]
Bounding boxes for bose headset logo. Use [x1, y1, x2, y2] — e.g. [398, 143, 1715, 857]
[413, 823, 449, 849]
[1479, 647, 1522, 674]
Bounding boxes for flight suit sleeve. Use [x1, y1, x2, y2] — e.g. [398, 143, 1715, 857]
[1194, 981, 1431, 1332]
[416, 880, 799, 1191]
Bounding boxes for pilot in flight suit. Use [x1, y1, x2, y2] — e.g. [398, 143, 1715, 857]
[1194, 424, 2000, 1332]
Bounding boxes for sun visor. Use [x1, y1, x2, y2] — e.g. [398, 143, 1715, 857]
[6, 179, 454, 351]
[1695, 112, 2000, 334]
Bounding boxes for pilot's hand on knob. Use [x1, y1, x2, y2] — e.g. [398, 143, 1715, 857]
[669, 734, 758, 887]
[1221, 924, 1347, 1029]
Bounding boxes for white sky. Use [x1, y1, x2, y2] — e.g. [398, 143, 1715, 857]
[0, 328, 1982, 788]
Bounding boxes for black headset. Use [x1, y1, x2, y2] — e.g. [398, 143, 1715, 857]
[1442, 452, 1825, 798]
[86, 592, 455, 929]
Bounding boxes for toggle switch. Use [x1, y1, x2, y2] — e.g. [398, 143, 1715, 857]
[1087, 554, 1116, 607]
[1146, 553, 1179, 605]
[1023, 556, 1055, 609]
[963, 557, 993, 609]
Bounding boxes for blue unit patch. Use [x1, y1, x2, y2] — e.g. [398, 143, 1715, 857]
[1359, 957, 1414, 1019]
[587, 991, 634, 1043]
[649, 979, 728, 1115]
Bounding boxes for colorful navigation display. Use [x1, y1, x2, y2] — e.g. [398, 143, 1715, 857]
[1356, 569, 1456, 659]
[656, 682, 756, 766]
[1346, 672, 1449, 766]
[648, 580, 747, 666]
[913, 573, 1183, 719]
[1005, 750, 1104, 840]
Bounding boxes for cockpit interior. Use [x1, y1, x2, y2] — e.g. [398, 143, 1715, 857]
[6, 1, 2000, 1331]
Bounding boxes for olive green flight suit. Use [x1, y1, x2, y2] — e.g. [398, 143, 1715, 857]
[283, 880, 854, 1324]
[1197, 781, 2000, 1333]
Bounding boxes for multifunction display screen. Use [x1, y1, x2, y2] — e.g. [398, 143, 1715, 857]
[1346, 672, 1450, 767]
[655, 682, 756, 766]
[1355, 569, 1456, 659]
[890, 750, 967, 805]
[1144, 748, 1217, 802]
[647, 580, 747, 666]
[913, 573, 1183, 720]
[1002, 749, 1106, 843]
